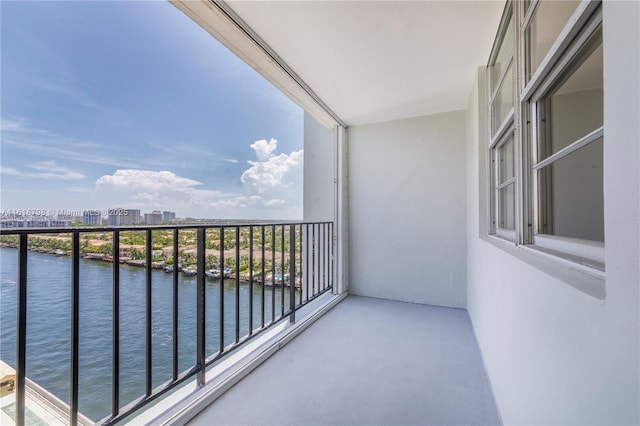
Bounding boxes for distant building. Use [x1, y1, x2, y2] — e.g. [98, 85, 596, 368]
[0, 218, 73, 228]
[144, 211, 163, 225]
[48, 219, 73, 228]
[126, 209, 142, 225]
[162, 211, 176, 222]
[108, 208, 141, 226]
[25, 219, 50, 228]
[0, 219, 25, 228]
[82, 210, 101, 225]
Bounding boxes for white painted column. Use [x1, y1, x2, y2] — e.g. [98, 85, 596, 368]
[334, 125, 349, 295]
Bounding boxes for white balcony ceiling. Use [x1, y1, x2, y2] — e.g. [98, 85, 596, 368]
[226, 0, 505, 126]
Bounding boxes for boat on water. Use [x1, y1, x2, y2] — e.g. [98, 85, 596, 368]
[165, 263, 182, 273]
[223, 267, 232, 278]
[205, 266, 221, 279]
[182, 267, 197, 276]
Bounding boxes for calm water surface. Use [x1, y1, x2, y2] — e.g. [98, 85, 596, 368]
[0, 247, 291, 422]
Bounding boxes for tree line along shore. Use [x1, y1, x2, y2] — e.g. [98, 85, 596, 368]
[0, 227, 307, 284]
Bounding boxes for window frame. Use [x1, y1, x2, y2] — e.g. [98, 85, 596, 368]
[491, 127, 517, 239]
[488, 3, 516, 241]
[487, 0, 605, 273]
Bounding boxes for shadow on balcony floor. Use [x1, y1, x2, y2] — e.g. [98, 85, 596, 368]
[189, 295, 500, 425]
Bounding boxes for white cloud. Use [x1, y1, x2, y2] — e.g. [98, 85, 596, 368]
[94, 169, 228, 213]
[0, 160, 85, 180]
[241, 149, 303, 199]
[250, 139, 277, 161]
[96, 169, 202, 191]
[209, 139, 303, 214]
[224, 158, 239, 164]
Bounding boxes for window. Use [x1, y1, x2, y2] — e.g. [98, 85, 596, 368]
[495, 132, 516, 233]
[488, 5, 516, 239]
[487, 0, 604, 271]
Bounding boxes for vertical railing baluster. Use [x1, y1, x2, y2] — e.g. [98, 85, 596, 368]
[112, 231, 120, 417]
[331, 222, 334, 289]
[15, 234, 27, 426]
[319, 224, 324, 292]
[249, 226, 254, 336]
[145, 229, 153, 396]
[261, 226, 265, 328]
[70, 232, 80, 425]
[172, 229, 179, 381]
[312, 224, 316, 298]
[305, 224, 309, 302]
[196, 228, 206, 387]
[281, 225, 285, 316]
[326, 223, 329, 291]
[328, 223, 331, 290]
[271, 225, 275, 322]
[289, 225, 295, 323]
[322, 224, 326, 291]
[219, 227, 225, 353]
[235, 227, 240, 344]
[298, 224, 302, 305]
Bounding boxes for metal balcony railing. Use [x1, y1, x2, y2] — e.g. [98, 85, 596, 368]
[0, 221, 334, 425]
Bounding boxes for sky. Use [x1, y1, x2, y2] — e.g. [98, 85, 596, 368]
[0, 1, 304, 220]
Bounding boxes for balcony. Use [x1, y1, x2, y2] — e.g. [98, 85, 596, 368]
[1, 1, 638, 425]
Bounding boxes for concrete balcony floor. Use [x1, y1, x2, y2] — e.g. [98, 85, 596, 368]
[189, 295, 500, 425]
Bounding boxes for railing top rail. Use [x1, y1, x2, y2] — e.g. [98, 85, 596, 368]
[0, 221, 334, 235]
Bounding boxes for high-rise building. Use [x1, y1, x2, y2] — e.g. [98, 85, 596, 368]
[82, 210, 101, 225]
[144, 211, 163, 225]
[108, 208, 141, 226]
[162, 211, 176, 223]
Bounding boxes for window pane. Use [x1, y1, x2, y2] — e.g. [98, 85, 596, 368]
[539, 40, 603, 160]
[498, 183, 515, 230]
[527, 0, 580, 81]
[491, 17, 514, 91]
[491, 63, 513, 135]
[498, 136, 514, 184]
[538, 138, 603, 241]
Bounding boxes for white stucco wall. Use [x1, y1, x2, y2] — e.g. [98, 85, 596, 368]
[303, 112, 334, 222]
[348, 112, 467, 308]
[466, 2, 640, 424]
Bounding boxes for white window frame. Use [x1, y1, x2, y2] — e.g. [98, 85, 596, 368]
[491, 126, 517, 240]
[488, 3, 516, 242]
[487, 0, 605, 275]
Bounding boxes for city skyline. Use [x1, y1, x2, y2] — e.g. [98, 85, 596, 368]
[0, 1, 304, 220]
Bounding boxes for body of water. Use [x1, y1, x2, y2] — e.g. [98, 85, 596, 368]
[0, 247, 291, 422]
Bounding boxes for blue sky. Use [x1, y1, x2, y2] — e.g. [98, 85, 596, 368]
[0, 1, 304, 220]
